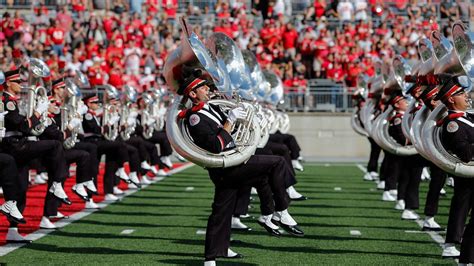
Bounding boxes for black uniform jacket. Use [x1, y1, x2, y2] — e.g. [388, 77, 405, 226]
[183, 103, 235, 154]
[441, 110, 474, 163]
[388, 111, 406, 146]
[82, 110, 103, 140]
[39, 112, 65, 141]
[3, 91, 40, 137]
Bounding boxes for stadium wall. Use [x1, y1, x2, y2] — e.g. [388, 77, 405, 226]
[288, 113, 369, 162]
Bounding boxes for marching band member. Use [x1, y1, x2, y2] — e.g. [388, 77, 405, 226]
[1, 68, 71, 242]
[418, 85, 446, 231]
[136, 96, 174, 175]
[178, 72, 304, 265]
[378, 97, 399, 201]
[0, 152, 26, 226]
[434, 75, 473, 259]
[386, 90, 423, 220]
[37, 94, 93, 229]
[81, 93, 136, 200]
[269, 131, 304, 171]
[51, 78, 101, 209]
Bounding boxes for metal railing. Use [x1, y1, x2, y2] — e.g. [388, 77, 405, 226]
[280, 86, 355, 113]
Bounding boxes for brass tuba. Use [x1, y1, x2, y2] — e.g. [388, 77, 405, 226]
[421, 21, 474, 177]
[62, 78, 82, 149]
[163, 17, 260, 168]
[371, 61, 417, 156]
[351, 74, 369, 137]
[119, 85, 138, 141]
[102, 84, 120, 141]
[141, 92, 155, 139]
[24, 58, 51, 136]
[242, 49, 272, 145]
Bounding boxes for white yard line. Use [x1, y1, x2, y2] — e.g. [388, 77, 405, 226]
[355, 164, 449, 255]
[356, 164, 367, 173]
[0, 162, 194, 257]
[120, 229, 135, 235]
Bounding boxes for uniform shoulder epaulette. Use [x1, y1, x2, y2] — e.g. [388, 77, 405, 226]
[436, 112, 464, 127]
[409, 103, 423, 114]
[389, 113, 403, 122]
[178, 102, 205, 119]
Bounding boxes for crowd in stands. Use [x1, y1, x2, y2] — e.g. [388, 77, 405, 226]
[0, 0, 472, 96]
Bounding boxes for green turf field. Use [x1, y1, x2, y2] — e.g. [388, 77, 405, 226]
[0, 164, 457, 265]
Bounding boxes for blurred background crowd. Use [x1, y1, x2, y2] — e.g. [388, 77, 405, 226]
[0, 0, 472, 110]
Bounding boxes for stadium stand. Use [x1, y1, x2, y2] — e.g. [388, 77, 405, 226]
[0, 0, 471, 112]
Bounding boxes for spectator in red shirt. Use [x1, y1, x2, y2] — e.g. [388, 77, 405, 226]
[282, 23, 298, 59]
[214, 20, 235, 39]
[71, 0, 87, 20]
[56, 5, 73, 32]
[163, 0, 178, 20]
[47, 19, 66, 56]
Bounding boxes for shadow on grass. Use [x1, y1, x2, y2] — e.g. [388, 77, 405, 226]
[23, 243, 203, 257]
[93, 210, 205, 218]
[50, 231, 161, 240]
[230, 241, 440, 259]
[158, 259, 257, 265]
[124, 195, 211, 201]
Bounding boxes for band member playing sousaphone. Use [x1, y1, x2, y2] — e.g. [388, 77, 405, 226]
[177, 69, 304, 265]
[434, 75, 474, 259]
[385, 89, 423, 220]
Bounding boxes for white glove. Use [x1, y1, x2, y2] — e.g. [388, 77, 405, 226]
[94, 108, 103, 117]
[158, 107, 167, 116]
[108, 115, 120, 125]
[146, 117, 155, 126]
[0, 128, 5, 138]
[129, 110, 139, 118]
[35, 100, 49, 115]
[0, 111, 8, 120]
[78, 103, 88, 115]
[127, 117, 136, 127]
[227, 107, 247, 124]
[69, 117, 82, 128]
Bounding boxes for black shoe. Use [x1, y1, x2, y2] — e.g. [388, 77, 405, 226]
[257, 220, 281, 237]
[290, 196, 308, 201]
[231, 227, 252, 232]
[1, 210, 26, 224]
[422, 226, 444, 232]
[72, 188, 89, 202]
[279, 222, 305, 237]
[56, 196, 72, 205]
[224, 253, 244, 259]
[129, 180, 142, 189]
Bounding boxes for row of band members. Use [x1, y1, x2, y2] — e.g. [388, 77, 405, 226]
[0, 68, 308, 266]
[360, 74, 474, 263]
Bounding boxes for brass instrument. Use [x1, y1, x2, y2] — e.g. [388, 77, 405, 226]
[62, 78, 82, 149]
[141, 92, 155, 139]
[24, 58, 51, 136]
[119, 85, 138, 141]
[163, 17, 260, 168]
[102, 85, 120, 141]
[421, 21, 474, 177]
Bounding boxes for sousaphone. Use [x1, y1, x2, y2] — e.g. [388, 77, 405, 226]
[163, 17, 260, 168]
[421, 21, 474, 177]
